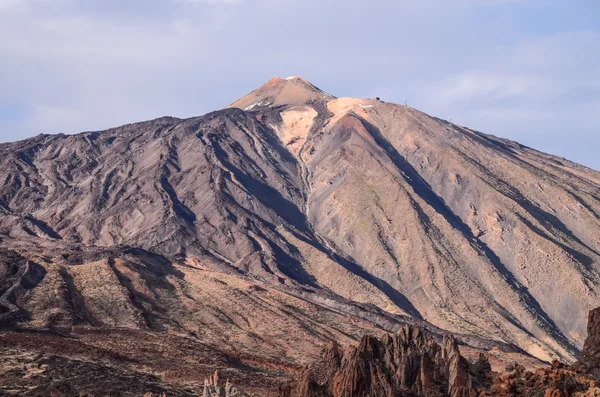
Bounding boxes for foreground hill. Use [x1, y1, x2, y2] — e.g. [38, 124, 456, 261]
[1, 76, 600, 394]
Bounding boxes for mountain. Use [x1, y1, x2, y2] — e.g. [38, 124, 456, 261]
[1, 76, 600, 394]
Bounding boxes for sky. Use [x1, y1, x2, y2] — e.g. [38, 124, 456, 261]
[1, 0, 599, 169]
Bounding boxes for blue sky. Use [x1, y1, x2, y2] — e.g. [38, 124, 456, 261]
[1, 0, 599, 169]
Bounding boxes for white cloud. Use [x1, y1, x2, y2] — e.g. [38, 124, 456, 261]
[433, 72, 545, 103]
[0, 0, 70, 13]
[0, 0, 26, 12]
[423, 31, 600, 108]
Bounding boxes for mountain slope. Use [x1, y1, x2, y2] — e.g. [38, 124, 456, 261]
[1, 77, 599, 378]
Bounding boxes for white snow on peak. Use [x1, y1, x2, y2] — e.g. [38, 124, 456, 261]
[244, 101, 271, 111]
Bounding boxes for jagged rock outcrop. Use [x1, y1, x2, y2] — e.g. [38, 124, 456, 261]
[298, 325, 488, 397]
[580, 308, 600, 371]
[297, 308, 600, 397]
[486, 360, 600, 396]
[202, 370, 245, 397]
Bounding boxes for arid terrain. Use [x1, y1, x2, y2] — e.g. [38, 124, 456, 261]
[1, 76, 599, 395]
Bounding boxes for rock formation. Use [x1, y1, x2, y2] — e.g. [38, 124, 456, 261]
[580, 308, 600, 372]
[486, 360, 600, 396]
[202, 371, 245, 397]
[298, 307, 600, 397]
[297, 325, 489, 397]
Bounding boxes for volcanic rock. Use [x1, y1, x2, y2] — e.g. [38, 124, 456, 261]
[202, 370, 245, 397]
[580, 307, 600, 371]
[297, 325, 487, 397]
[298, 307, 600, 397]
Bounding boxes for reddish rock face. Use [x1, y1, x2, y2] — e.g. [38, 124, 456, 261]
[298, 308, 600, 397]
[580, 307, 600, 370]
[297, 325, 488, 397]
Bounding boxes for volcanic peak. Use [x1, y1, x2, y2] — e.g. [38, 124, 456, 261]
[229, 76, 335, 111]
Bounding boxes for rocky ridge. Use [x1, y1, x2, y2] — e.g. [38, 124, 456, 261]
[298, 325, 489, 397]
[298, 307, 600, 397]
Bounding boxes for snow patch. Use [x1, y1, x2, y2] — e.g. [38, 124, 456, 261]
[244, 101, 270, 111]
